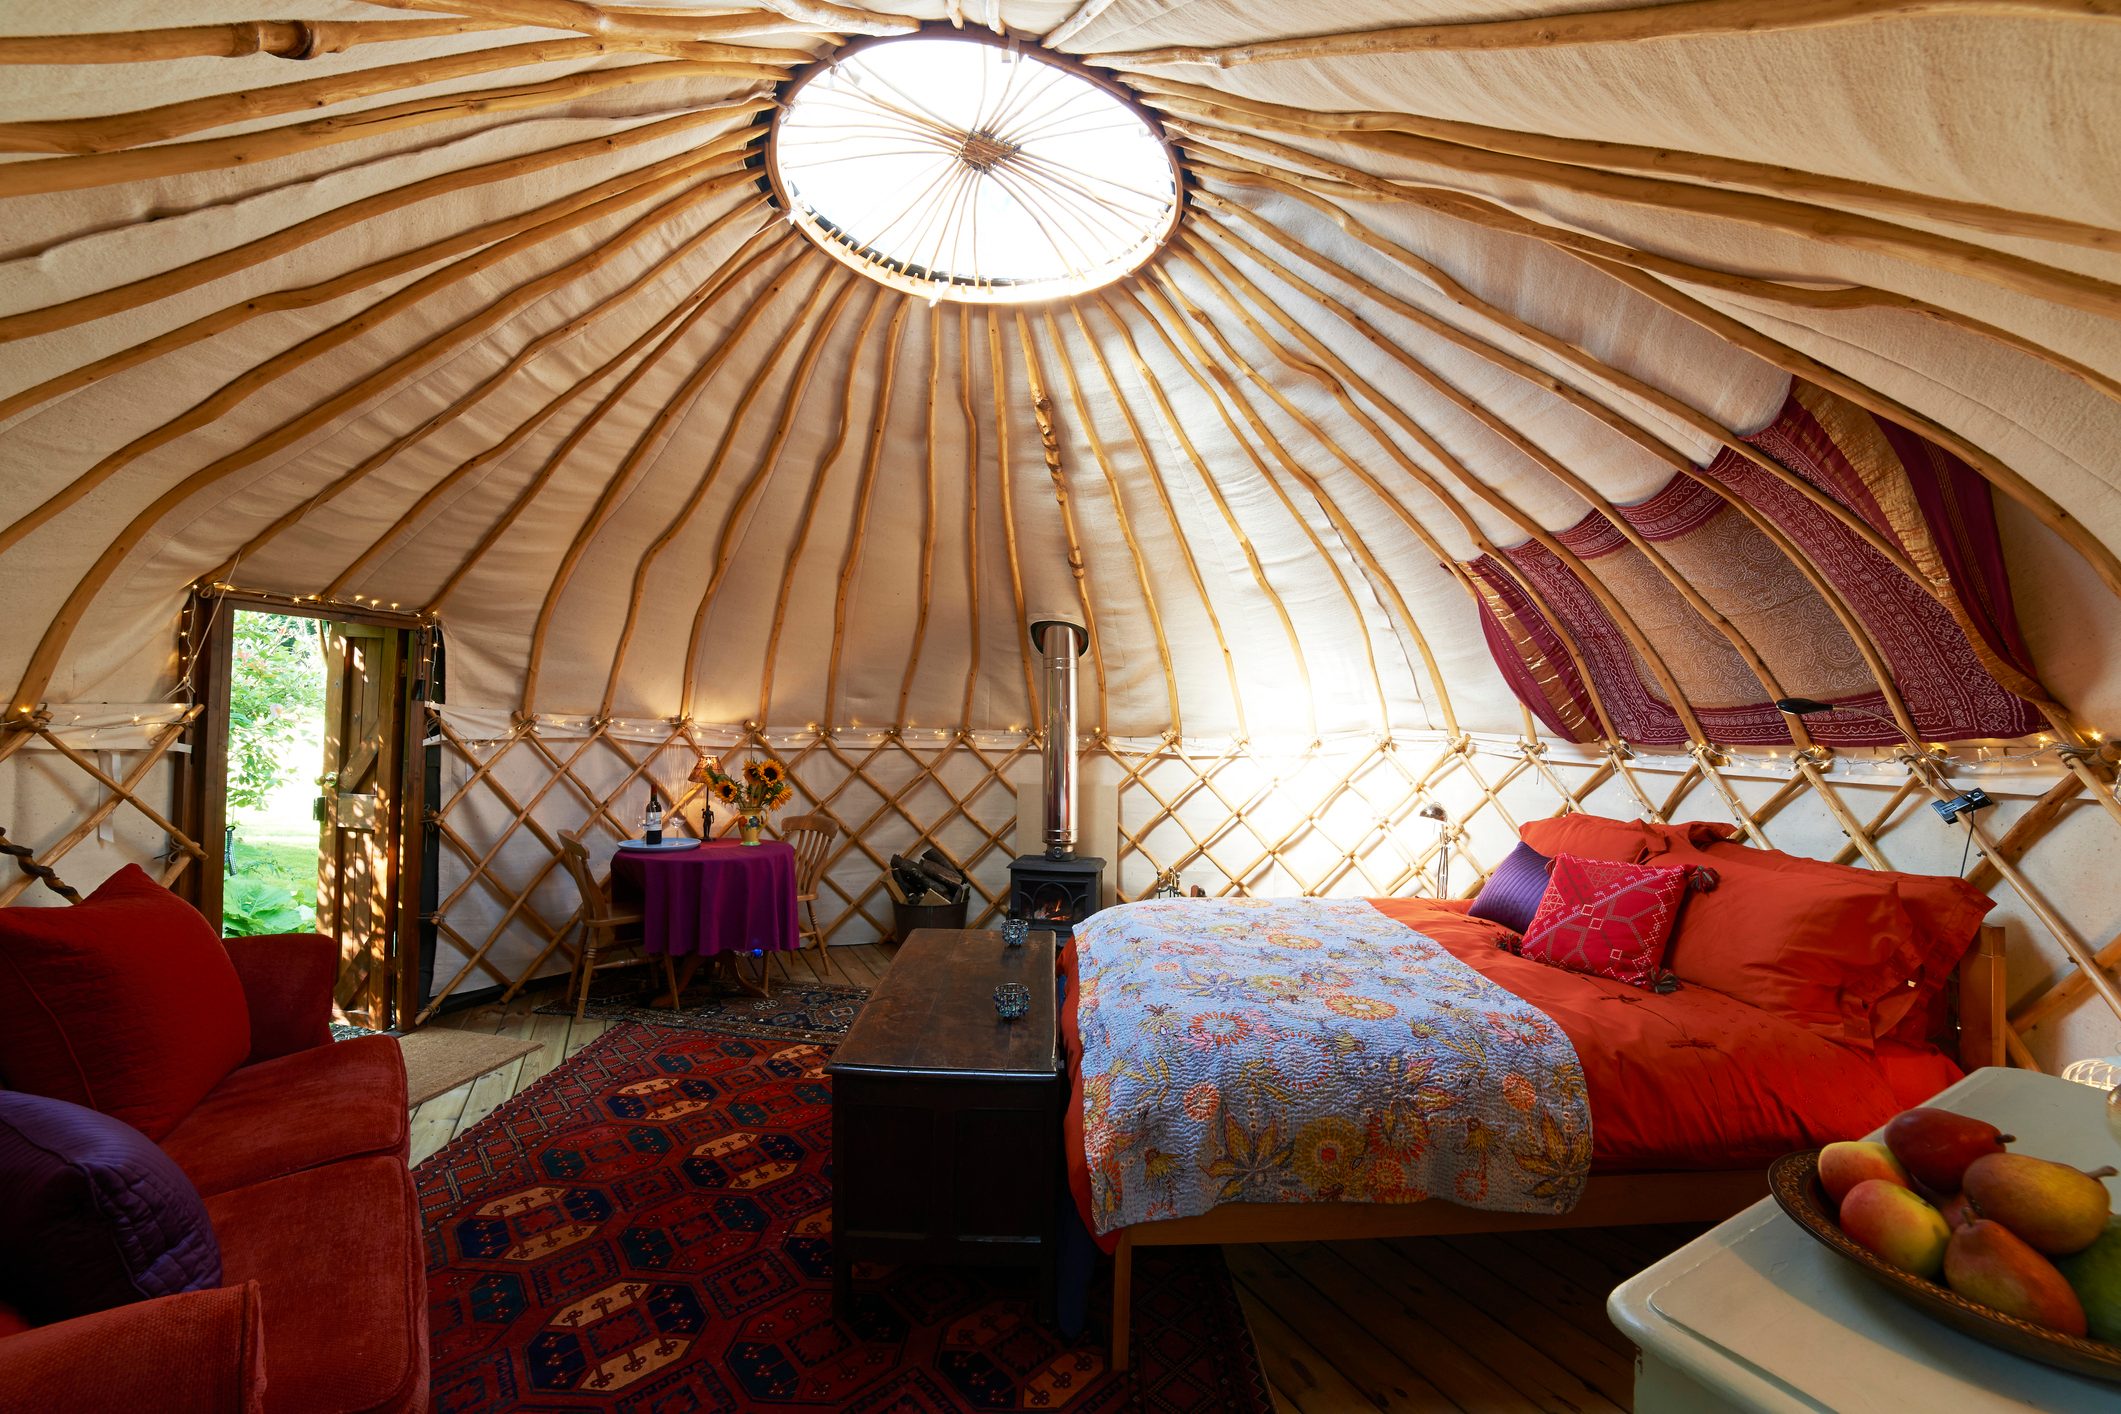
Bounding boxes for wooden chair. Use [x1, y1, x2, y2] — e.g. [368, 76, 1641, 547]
[780, 812, 840, 984]
[557, 831, 677, 1022]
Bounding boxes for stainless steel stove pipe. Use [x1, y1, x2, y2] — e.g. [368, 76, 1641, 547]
[1032, 619, 1087, 860]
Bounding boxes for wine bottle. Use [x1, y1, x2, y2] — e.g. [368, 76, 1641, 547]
[644, 787, 663, 847]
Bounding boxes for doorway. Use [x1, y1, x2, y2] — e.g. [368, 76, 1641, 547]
[181, 593, 432, 1030]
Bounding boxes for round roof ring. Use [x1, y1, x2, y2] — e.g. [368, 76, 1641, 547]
[766, 28, 1183, 305]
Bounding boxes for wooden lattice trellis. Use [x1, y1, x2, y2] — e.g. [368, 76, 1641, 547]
[422, 713, 1031, 1018]
[5, 701, 2119, 1071]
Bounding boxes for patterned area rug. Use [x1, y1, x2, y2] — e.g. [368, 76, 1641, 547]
[417, 1022, 1272, 1412]
[536, 979, 871, 1045]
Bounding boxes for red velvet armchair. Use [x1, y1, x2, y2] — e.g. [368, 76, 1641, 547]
[0, 933, 428, 1414]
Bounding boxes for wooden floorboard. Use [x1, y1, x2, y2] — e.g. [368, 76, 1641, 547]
[404, 957, 1690, 1411]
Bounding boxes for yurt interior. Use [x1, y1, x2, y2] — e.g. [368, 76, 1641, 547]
[6, 3, 2121, 1411]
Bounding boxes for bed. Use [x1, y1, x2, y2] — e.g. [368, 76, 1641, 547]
[1061, 894, 2007, 1370]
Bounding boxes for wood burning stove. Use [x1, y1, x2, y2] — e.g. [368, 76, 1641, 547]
[1007, 618, 1103, 937]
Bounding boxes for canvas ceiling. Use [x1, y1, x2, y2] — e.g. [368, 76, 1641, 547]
[3, 1, 2120, 747]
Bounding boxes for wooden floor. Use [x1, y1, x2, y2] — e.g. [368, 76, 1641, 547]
[412, 941, 1697, 1413]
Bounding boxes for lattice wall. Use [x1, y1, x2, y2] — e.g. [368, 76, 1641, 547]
[5, 705, 2119, 1070]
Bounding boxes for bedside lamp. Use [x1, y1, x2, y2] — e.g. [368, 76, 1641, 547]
[1419, 802, 1449, 898]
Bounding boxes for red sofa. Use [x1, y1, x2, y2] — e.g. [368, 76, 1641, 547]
[0, 932, 428, 1414]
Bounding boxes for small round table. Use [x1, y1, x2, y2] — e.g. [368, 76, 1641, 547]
[610, 839, 800, 963]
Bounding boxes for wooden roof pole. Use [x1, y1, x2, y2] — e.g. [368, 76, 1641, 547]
[0, 103, 770, 346]
[1149, 102, 2121, 323]
[1167, 244, 1627, 744]
[894, 304, 944, 727]
[1182, 234, 1712, 746]
[518, 253, 823, 714]
[957, 304, 982, 734]
[1065, 303, 1251, 740]
[1044, 308, 1186, 738]
[0, 129, 760, 424]
[236, 196, 770, 588]
[755, 284, 890, 726]
[1085, 290, 1320, 743]
[7, 177, 757, 724]
[424, 225, 793, 609]
[1199, 217, 1811, 749]
[822, 296, 911, 729]
[598, 266, 852, 718]
[1, 151, 745, 556]
[1185, 152, 1936, 583]
[1129, 75, 2119, 254]
[0, 65, 776, 199]
[0, 39, 798, 156]
[1583, 248, 2121, 619]
[1178, 132, 2121, 410]
[1087, 1, 2121, 68]
[987, 310, 1040, 726]
[1132, 272, 1458, 735]
[0, 19, 511, 65]
[356, 0, 900, 45]
[1200, 180, 1934, 741]
[677, 280, 867, 719]
[1013, 310, 1110, 733]
[1104, 286, 1395, 734]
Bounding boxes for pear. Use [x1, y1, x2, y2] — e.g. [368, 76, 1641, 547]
[1937, 1190, 1972, 1231]
[1945, 1219, 2087, 1336]
[1884, 1108, 2012, 1194]
[2057, 1216, 2121, 1344]
[1963, 1153, 2116, 1256]
[1819, 1140, 1909, 1204]
[1839, 1179, 1950, 1278]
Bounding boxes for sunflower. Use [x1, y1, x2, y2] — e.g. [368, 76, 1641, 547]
[742, 759, 763, 785]
[712, 779, 740, 805]
[758, 758, 787, 785]
[771, 781, 794, 808]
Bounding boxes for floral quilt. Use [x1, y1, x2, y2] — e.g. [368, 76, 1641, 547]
[1073, 897, 1591, 1233]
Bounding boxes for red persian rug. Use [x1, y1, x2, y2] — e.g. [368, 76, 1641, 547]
[417, 1022, 1273, 1411]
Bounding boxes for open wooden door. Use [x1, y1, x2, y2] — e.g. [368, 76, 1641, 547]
[318, 621, 400, 1027]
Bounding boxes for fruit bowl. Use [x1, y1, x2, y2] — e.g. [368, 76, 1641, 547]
[1770, 1151, 2121, 1383]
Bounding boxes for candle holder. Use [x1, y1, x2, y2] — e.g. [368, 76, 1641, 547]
[1001, 917, 1030, 948]
[993, 982, 1031, 1020]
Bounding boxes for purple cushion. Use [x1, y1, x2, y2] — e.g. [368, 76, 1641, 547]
[0, 1090, 221, 1325]
[1468, 841, 1553, 935]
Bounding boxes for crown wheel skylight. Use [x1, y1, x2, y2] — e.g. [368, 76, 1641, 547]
[770, 34, 1182, 304]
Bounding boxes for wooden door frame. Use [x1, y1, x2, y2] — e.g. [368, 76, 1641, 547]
[175, 589, 434, 1028]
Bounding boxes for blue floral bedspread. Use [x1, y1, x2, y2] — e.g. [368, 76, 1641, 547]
[1073, 897, 1591, 1233]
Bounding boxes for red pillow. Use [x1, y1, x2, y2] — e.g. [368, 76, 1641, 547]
[1647, 836, 1991, 1047]
[1520, 813, 1740, 864]
[1644, 842, 1927, 1050]
[1516, 854, 1692, 989]
[0, 866, 250, 1140]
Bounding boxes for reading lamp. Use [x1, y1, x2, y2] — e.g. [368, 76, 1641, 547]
[1418, 802, 1450, 898]
[1773, 697, 1992, 827]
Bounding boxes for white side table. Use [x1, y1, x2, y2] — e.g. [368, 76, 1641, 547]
[1609, 1067, 2121, 1412]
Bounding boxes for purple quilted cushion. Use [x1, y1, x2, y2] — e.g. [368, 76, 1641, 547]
[1468, 841, 1553, 936]
[0, 1090, 221, 1325]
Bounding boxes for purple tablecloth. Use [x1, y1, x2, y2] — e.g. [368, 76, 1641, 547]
[610, 840, 800, 957]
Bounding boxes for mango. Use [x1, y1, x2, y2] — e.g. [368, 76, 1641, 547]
[1963, 1153, 2115, 1256]
[1884, 1108, 2012, 1194]
[1840, 1178, 1950, 1278]
[1937, 1190, 1972, 1231]
[1945, 1219, 2087, 1336]
[1819, 1141, 1909, 1204]
[2056, 1216, 2121, 1344]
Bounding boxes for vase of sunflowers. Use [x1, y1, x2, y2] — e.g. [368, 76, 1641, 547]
[691, 755, 793, 845]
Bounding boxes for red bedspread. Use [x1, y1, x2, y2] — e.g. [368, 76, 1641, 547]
[1062, 897, 1949, 1239]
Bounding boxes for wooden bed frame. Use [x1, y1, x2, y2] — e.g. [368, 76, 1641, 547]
[1107, 924, 2009, 1369]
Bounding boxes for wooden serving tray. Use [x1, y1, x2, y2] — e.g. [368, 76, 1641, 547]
[1769, 1150, 2121, 1383]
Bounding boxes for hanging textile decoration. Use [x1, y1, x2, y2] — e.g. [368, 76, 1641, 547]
[1470, 382, 2047, 747]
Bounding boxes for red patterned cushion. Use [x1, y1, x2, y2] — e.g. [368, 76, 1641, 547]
[1517, 854, 1690, 989]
